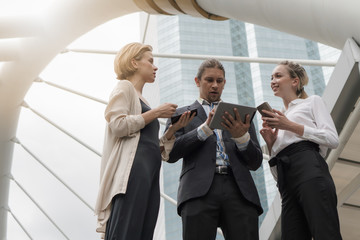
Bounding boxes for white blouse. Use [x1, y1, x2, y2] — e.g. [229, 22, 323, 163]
[271, 95, 339, 158]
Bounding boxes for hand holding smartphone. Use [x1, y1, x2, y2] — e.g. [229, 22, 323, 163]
[171, 108, 197, 124]
[257, 102, 274, 118]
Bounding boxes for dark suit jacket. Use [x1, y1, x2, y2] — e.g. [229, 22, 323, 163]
[165, 100, 264, 216]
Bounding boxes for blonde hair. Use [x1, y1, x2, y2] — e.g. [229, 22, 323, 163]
[114, 42, 153, 80]
[279, 60, 309, 99]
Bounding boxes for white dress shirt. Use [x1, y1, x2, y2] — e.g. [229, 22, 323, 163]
[271, 95, 339, 158]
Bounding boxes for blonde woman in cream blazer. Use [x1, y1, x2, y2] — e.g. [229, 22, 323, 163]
[95, 43, 194, 240]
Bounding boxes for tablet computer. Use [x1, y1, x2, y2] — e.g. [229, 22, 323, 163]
[209, 102, 256, 130]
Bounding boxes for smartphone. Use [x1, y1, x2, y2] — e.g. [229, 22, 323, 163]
[171, 108, 197, 124]
[256, 102, 274, 118]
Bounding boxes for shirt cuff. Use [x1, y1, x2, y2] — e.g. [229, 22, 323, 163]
[301, 125, 313, 139]
[197, 122, 214, 141]
[159, 135, 176, 162]
[231, 132, 250, 151]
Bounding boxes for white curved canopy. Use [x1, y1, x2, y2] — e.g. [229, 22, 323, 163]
[199, 0, 360, 50]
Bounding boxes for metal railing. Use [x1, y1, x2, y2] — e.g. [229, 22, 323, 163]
[63, 48, 337, 67]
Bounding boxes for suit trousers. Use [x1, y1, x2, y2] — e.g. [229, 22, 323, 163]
[281, 177, 342, 240]
[180, 172, 259, 240]
[275, 141, 342, 240]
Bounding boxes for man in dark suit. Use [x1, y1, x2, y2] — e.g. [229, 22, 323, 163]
[165, 59, 263, 240]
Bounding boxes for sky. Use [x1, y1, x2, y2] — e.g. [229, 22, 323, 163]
[6, 9, 143, 239]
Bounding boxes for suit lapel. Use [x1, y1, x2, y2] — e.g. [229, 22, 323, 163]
[190, 101, 207, 122]
[190, 101, 217, 142]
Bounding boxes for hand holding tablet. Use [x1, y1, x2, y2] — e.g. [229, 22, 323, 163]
[209, 102, 256, 130]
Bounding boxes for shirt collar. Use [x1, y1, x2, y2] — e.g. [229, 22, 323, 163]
[289, 98, 306, 108]
[291, 98, 304, 105]
[283, 98, 305, 112]
[197, 97, 222, 106]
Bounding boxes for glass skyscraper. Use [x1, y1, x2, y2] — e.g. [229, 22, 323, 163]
[155, 14, 328, 240]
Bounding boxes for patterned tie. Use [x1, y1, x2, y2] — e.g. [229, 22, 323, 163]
[206, 101, 230, 166]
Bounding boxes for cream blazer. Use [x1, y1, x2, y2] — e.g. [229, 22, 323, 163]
[95, 80, 174, 237]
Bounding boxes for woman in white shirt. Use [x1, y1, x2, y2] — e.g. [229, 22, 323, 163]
[260, 61, 342, 240]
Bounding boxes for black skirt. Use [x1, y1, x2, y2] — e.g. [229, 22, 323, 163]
[105, 99, 161, 240]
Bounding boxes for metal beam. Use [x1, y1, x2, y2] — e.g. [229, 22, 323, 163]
[7, 208, 34, 240]
[12, 138, 95, 212]
[64, 48, 337, 67]
[322, 39, 360, 133]
[338, 158, 360, 168]
[342, 203, 360, 210]
[21, 101, 102, 157]
[34, 78, 108, 105]
[259, 192, 282, 240]
[0, 39, 20, 62]
[0, 16, 43, 38]
[9, 176, 70, 239]
[337, 173, 360, 208]
[327, 97, 360, 170]
[141, 14, 151, 44]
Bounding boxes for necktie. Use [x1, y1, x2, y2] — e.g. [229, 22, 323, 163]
[204, 101, 229, 166]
